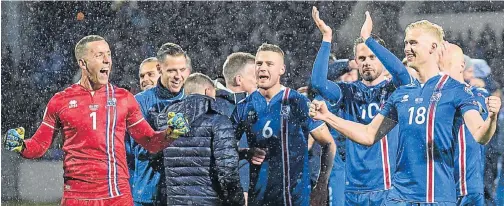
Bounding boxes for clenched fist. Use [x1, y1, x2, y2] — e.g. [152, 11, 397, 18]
[309, 100, 330, 121]
[486, 96, 502, 119]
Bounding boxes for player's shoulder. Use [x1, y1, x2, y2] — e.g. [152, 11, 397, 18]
[50, 84, 80, 102]
[134, 87, 156, 101]
[472, 86, 490, 97]
[113, 85, 133, 95]
[286, 87, 307, 99]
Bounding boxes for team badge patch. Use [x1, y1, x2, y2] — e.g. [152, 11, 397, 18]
[107, 98, 117, 107]
[430, 92, 442, 102]
[281, 105, 291, 119]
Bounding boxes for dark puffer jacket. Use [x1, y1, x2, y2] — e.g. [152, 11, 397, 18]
[161, 94, 244, 206]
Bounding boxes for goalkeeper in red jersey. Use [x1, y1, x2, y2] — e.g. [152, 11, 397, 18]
[2, 35, 189, 206]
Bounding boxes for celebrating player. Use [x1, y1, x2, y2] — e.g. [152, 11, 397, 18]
[233, 43, 336, 206]
[439, 43, 489, 206]
[3, 35, 189, 206]
[127, 43, 191, 206]
[138, 57, 161, 91]
[310, 8, 412, 206]
[310, 19, 501, 205]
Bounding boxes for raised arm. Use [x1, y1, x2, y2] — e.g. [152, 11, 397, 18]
[464, 96, 501, 144]
[310, 100, 396, 146]
[6, 96, 62, 159]
[310, 6, 344, 102]
[361, 11, 412, 86]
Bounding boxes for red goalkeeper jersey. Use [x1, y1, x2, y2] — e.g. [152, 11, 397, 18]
[21, 83, 172, 199]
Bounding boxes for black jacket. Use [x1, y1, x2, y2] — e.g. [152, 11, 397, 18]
[162, 94, 244, 206]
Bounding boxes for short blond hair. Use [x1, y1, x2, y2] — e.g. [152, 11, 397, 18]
[405, 20, 444, 43]
[74, 35, 105, 61]
[222, 52, 255, 86]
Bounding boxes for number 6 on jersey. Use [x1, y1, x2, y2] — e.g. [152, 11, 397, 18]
[262, 120, 273, 138]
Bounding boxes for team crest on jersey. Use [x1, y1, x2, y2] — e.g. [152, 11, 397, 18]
[281, 105, 291, 119]
[431, 92, 442, 102]
[107, 98, 117, 107]
[89, 104, 99, 111]
[401, 95, 409, 102]
[69, 100, 77, 108]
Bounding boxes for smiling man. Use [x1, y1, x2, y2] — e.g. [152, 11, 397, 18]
[127, 43, 191, 206]
[2, 35, 189, 206]
[138, 57, 161, 91]
[310, 8, 413, 206]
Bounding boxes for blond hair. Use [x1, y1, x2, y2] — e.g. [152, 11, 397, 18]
[405, 20, 444, 43]
[222, 52, 256, 86]
[184, 73, 215, 95]
[74, 35, 105, 61]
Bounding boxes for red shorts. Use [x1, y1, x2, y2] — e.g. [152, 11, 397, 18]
[61, 194, 133, 206]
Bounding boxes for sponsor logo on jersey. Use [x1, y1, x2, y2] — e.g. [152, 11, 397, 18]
[415, 98, 423, 104]
[355, 92, 364, 101]
[464, 86, 473, 96]
[89, 104, 99, 111]
[69, 100, 78, 108]
[401, 95, 409, 102]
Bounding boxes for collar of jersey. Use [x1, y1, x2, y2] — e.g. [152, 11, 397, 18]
[155, 78, 184, 99]
[253, 86, 286, 104]
[74, 82, 109, 93]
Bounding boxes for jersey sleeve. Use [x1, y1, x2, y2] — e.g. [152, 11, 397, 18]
[456, 86, 480, 115]
[365, 38, 413, 87]
[21, 94, 61, 159]
[379, 91, 399, 122]
[310, 41, 344, 103]
[126, 92, 174, 153]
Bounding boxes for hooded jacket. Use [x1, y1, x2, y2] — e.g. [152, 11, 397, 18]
[162, 94, 244, 206]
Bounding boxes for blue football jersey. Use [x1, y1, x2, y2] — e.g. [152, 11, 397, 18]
[380, 74, 479, 203]
[234, 87, 323, 206]
[454, 87, 489, 197]
[333, 80, 400, 192]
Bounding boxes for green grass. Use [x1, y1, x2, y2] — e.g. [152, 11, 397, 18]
[1, 201, 59, 206]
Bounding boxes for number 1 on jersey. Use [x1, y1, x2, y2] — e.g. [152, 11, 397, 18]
[90, 112, 97, 130]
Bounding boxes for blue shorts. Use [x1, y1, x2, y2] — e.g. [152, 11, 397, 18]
[345, 189, 388, 206]
[456, 193, 484, 206]
[328, 156, 345, 206]
[384, 199, 456, 206]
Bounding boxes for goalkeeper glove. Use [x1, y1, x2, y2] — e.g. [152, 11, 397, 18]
[166, 112, 190, 138]
[3, 127, 25, 152]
